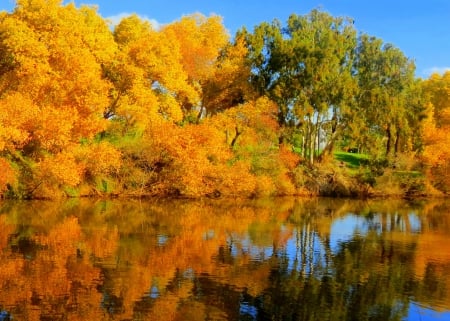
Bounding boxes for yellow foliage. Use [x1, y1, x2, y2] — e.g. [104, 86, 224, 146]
[0, 0, 111, 146]
[254, 174, 276, 197]
[279, 144, 301, 170]
[36, 151, 84, 187]
[421, 72, 450, 191]
[421, 75, 450, 166]
[216, 160, 257, 197]
[76, 142, 122, 178]
[113, 14, 196, 122]
[203, 35, 254, 114]
[163, 14, 229, 81]
[0, 93, 38, 151]
[0, 1, 305, 199]
[113, 13, 153, 46]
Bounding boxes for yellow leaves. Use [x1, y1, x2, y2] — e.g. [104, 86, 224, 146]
[114, 14, 153, 46]
[78, 5, 117, 63]
[0, 14, 49, 65]
[35, 106, 77, 151]
[209, 97, 279, 148]
[76, 141, 122, 178]
[422, 73, 450, 167]
[0, 92, 39, 151]
[112, 14, 197, 122]
[37, 151, 84, 187]
[157, 93, 184, 123]
[421, 72, 450, 192]
[203, 36, 253, 113]
[0, 1, 305, 198]
[163, 14, 229, 81]
[254, 174, 276, 197]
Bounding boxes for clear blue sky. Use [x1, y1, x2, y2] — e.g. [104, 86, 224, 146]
[1, 0, 449, 78]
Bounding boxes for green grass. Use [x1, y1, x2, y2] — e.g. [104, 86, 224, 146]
[393, 170, 423, 178]
[334, 151, 369, 169]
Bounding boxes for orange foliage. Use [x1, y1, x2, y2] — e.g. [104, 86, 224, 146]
[113, 14, 197, 123]
[163, 14, 229, 82]
[279, 144, 301, 170]
[0, 1, 303, 199]
[0, 93, 39, 152]
[35, 151, 84, 195]
[0, 0, 112, 148]
[0, 158, 15, 193]
[203, 36, 254, 114]
[421, 72, 450, 191]
[76, 142, 122, 178]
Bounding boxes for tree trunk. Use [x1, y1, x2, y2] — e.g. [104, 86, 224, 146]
[386, 124, 392, 157]
[394, 128, 401, 155]
[230, 126, 242, 147]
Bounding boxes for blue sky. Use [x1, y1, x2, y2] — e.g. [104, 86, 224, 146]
[1, 0, 449, 77]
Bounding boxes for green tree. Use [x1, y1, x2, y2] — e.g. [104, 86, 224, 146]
[242, 10, 357, 164]
[353, 35, 417, 159]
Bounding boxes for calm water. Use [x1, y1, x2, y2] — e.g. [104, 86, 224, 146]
[0, 198, 449, 321]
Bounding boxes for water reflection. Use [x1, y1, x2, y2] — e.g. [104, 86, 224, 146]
[0, 198, 449, 320]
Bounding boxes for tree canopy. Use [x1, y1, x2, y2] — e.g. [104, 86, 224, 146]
[0, 1, 447, 198]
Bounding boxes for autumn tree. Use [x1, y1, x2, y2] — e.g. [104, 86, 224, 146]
[107, 14, 187, 128]
[162, 14, 229, 117]
[0, 0, 118, 197]
[420, 71, 450, 192]
[201, 35, 254, 117]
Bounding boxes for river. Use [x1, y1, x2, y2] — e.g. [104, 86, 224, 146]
[0, 197, 449, 320]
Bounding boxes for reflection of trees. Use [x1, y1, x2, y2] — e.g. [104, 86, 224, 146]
[0, 198, 448, 320]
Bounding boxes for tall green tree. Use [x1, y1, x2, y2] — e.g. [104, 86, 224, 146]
[242, 10, 357, 164]
[353, 35, 417, 158]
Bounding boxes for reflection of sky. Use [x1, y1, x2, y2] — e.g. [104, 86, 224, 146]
[329, 213, 422, 252]
[407, 213, 421, 233]
[240, 301, 258, 319]
[285, 233, 327, 274]
[407, 302, 450, 321]
[330, 215, 369, 251]
[230, 236, 274, 261]
[157, 234, 168, 246]
[281, 212, 424, 274]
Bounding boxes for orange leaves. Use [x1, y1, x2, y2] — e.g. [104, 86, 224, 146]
[0, 158, 15, 193]
[421, 72, 450, 192]
[279, 144, 301, 170]
[0, 93, 38, 151]
[36, 106, 78, 151]
[76, 141, 122, 178]
[0, 1, 305, 199]
[421, 73, 450, 167]
[142, 120, 233, 196]
[0, 0, 111, 144]
[163, 14, 229, 82]
[203, 36, 253, 114]
[112, 14, 194, 123]
[36, 151, 84, 188]
[31, 142, 123, 197]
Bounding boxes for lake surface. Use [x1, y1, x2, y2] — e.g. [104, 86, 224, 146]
[0, 198, 449, 321]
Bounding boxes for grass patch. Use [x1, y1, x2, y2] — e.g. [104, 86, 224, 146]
[334, 151, 369, 169]
[393, 170, 423, 178]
